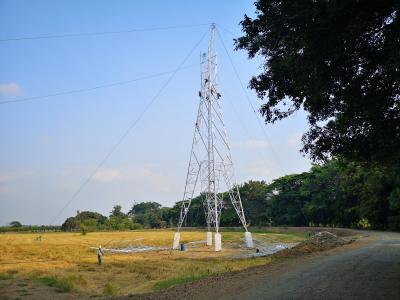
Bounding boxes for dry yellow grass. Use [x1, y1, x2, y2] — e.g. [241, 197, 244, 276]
[0, 230, 305, 297]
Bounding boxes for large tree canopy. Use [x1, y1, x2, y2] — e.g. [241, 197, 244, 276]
[236, 0, 400, 164]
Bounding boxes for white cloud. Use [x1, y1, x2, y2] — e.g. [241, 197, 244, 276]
[90, 167, 178, 193]
[234, 139, 270, 150]
[93, 169, 122, 182]
[287, 132, 303, 148]
[0, 83, 22, 96]
[0, 171, 35, 183]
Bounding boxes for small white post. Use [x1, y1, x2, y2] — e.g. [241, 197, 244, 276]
[173, 232, 180, 250]
[245, 231, 253, 248]
[206, 231, 213, 246]
[215, 233, 222, 251]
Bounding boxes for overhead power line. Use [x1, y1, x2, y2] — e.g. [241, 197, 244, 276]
[0, 65, 196, 105]
[216, 29, 288, 174]
[0, 23, 211, 42]
[49, 28, 209, 225]
[215, 23, 238, 37]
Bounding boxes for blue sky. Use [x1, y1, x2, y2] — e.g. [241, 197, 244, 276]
[0, 0, 311, 225]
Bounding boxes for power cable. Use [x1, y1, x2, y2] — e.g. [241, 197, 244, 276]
[0, 23, 211, 42]
[216, 28, 288, 174]
[220, 86, 274, 174]
[0, 65, 196, 105]
[215, 23, 238, 37]
[49, 29, 209, 225]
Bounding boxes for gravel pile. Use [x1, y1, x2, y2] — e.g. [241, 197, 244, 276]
[297, 231, 353, 253]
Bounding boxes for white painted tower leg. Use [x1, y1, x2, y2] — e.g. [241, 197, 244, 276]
[214, 233, 222, 251]
[244, 231, 253, 248]
[206, 231, 213, 246]
[173, 232, 180, 250]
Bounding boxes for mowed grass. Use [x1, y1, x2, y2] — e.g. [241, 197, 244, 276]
[0, 229, 305, 297]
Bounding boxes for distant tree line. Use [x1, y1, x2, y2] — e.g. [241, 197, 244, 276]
[58, 158, 399, 232]
[0, 224, 61, 233]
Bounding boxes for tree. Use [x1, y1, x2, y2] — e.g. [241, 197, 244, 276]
[266, 174, 309, 226]
[236, 0, 400, 164]
[61, 211, 107, 231]
[9, 221, 22, 227]
[128, 202, 162, 216]
[61, 217, 77, 231]
[234, 181, 269, 226]
[110, 205, 126, 218]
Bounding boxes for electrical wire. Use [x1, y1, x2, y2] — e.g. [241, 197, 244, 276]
[49, 29, 209, 225]
[0, 23, 211, 42]
[215, 23, 238, 37]
[216, 28, 288, 174]
[0, 64, 196, 105]
[220, 86, 274, 173]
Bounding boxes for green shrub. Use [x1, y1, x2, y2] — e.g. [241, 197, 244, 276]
[131, 223, 143, 230]
[37, 276, 73, 293]
[0, 272, 12, 280]
[103, 282, 118, 296]
[80, 226, 87, 235]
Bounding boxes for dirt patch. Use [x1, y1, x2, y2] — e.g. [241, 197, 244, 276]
[276, 231, 355, 257]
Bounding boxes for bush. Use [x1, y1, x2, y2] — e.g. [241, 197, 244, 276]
[103, 282, 118, 296]
[80, 226, 87, 235]
[0, 273, 13, 280]
[37, 276, 74, 293]
[131, 223, 143, 230]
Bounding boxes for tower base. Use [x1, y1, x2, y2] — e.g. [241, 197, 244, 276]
[244, 231, 253, 248]
[215, 233, 222, 251]
[173, 232, 180, 250]
[206, 231, 213, 246]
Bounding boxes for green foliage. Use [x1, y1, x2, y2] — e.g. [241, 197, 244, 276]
[0, 225, 61, 233]
[128, 202, 161, 215]
[0, 272, 13, 280]
[9, 221, 22, 227]
[61, 211, 107, 231]
[50, 159, 396, 232]
[110, 205, 126, 218]
[130, 201, 168, 228]
[236, 0, 400, 165]
[357, 218, 371, 229]
[80, 226, 87, 235]
[37, 276, 73, 293]
[103, 282, 118, 296]
[266, 174, 309, 226]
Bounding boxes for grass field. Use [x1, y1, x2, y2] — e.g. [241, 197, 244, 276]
[0, 229, 306, 297]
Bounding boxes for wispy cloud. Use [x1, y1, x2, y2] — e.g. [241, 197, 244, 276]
[0, 83, 22, 96]
[93, 169, 122, 182]
[233, 139, 270, 150]
[0, 171, 35, 183]
[88, 167, 179, 193]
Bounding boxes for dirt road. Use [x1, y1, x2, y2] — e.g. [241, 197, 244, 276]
[132, 231, 400, 300]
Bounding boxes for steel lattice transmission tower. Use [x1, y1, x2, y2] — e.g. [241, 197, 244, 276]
[173, 24, 253, 252]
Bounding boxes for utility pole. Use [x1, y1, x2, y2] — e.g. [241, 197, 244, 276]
[173, 24, 253, 252]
